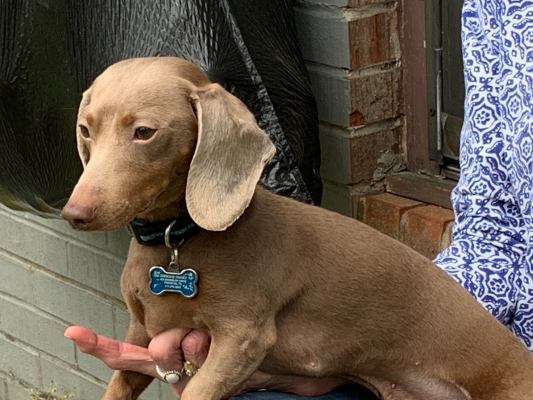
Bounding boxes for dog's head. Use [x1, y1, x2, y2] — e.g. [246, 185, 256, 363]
[61, 57, 275, 231]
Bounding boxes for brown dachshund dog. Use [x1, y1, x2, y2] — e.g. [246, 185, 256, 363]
[62, 57, 533, 400]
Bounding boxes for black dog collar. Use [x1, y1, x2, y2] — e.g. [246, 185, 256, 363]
[129, 215, 201, 246]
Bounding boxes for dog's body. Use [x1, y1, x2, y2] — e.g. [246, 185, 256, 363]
[62, 57, 533, 400]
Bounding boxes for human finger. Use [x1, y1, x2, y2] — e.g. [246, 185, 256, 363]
[181, 330, 210, 368]
[64, 325, 154, 375]
[168, 329, 210, 396]
[148, 327, 191, 385]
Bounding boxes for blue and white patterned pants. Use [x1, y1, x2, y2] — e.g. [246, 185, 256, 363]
[434, 0, 533, 350]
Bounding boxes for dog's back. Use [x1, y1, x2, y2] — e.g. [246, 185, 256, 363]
[237, 188, 533, 400]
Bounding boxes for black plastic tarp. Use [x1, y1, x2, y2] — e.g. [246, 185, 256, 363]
[0, 0, 321, 215]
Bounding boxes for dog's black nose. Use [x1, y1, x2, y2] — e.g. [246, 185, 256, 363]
[61, 202, 96, 228]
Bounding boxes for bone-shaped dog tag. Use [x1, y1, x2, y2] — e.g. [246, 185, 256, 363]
[149, 266, 198, 298]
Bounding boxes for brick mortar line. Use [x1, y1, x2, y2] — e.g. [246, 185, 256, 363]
[0, 210, 126, 265]
[440, 221, 455, 248]
[436, 219, 451, 244]
[0, 207, 78, 241]
[319, 116, 403, 138]
[26, 212, 130, 259]
[0, 288, 126, 355]
[398, 204, 449, 244]
[293, 3, 345, 20]
[105, 232, 132, 258]
[358, 195, 424, 221]
[344, 2, 397, 20]
[349, 117, 403, 135]
[305, 61, 352, 77]
[295, 0, 397, 18]
[82, 239, 126, 265]
[0, 329, 44, 391]
[348, 60, 401, 77]
[0, 330, 107, 388]
[294, 0, 342, 12]
[112, 305, 128, 340]
[0, 248, 126, 308]
[64, 238, 126, 273]
[305, 59, 400, 79]
[0, 368, 34, 394]
[0, 290, 74, 329]
[321, 178, 385, 191]
[398, 203, 426, 242]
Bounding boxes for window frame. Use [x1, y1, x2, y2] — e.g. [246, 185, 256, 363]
[389, 0, 463, 208]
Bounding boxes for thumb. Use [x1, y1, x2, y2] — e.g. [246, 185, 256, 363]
[171, 330, 210, 396]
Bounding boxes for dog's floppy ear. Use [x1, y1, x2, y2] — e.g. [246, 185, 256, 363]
[186, 84, 276, 231]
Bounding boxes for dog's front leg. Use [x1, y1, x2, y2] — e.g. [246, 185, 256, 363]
[181, 319, 277, 400]
[101, 317, 153, 400]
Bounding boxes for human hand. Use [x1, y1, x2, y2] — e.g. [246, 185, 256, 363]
[64, 326, 347, 397]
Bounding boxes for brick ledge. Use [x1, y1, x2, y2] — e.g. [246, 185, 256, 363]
[357, 193, 454, 259]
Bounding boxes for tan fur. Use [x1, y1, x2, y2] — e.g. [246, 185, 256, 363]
[62, 57, 533, 400]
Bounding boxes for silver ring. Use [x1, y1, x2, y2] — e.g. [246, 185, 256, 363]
[164, 221, 177, 249]
[156, 365, 182, 384]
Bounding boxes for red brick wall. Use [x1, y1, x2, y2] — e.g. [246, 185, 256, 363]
[357, 193, 454, 259]
[295, 1, 454, 258]
[294, 0, 404, 216]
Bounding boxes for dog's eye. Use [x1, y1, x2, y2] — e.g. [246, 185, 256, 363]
[78, 125, 90, 138]
[134, 127, 157, 141]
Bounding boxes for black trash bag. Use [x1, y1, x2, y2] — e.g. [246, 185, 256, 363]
[0, 0, 321, 215]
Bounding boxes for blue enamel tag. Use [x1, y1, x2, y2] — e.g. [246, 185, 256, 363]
[149, 266, 198, 298]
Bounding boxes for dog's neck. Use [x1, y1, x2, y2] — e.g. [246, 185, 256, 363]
[129, 213, 200, 247]
[136, 198, 187, 222]
[130, 199, 199, 247]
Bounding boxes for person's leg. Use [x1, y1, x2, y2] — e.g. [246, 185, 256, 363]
[233, 385, 377, 400]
